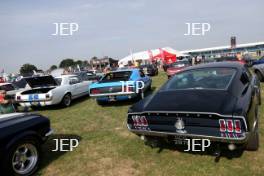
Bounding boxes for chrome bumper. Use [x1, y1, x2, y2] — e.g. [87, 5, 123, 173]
[128, 126, 249, 144]
[90, 92, 136, 97]
[45, 128, 54, 137]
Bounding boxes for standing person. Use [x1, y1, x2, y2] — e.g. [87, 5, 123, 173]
[0, 90, 16, 114]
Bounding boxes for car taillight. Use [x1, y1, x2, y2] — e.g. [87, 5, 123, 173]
[132, 115, 148, 127]
[227, 120, 233, 132]
[123, 86, 133, 92]
[234, 120, 241, 133]
[219, 119, 226, 132]
[91, 89, 100, 94]
[17, 96, 21, 100]
[219, 119, 242, 133]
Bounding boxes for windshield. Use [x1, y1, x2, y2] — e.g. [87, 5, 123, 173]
[165, 67, 236, 90]
[100, 71, 132, 83]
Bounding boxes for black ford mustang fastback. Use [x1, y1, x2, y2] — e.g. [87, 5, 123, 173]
[127, 62, 261, 152]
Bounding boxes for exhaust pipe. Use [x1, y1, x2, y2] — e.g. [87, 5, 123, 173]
[140, 135, 145, 141]
[228, 144, 236, 151]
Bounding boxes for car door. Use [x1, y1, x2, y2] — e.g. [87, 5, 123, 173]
[76, 75, 90, 95]
[69, 77, 82, 97]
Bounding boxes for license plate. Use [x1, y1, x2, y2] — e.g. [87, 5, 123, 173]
[108, 96, 116, 101]
[29, 94, 39, 101]
[173, 136, 188, 145]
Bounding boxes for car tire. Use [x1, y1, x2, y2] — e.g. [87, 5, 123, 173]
[4, 137, 41, 176]
[96, 100, 106, 105]
[61, 93, 72, 107]
[256, 70, 264, 82]
[246, 117, 259, 151]
[140, 91, 145, 99]
[148, 83, 152, 91]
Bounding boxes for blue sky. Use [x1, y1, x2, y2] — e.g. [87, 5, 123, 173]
[0, 0, 263, 73]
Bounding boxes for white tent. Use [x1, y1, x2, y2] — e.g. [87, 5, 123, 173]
[118, 47, 189, 66]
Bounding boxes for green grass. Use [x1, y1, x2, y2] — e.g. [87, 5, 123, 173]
[36, 71, 264, 176]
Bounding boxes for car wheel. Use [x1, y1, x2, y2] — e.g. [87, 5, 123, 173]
[256, 70, 264, 82]
[148, 83, 152, 91]
[96, 100, 106, 105]
[62, 93, 72, 107]
[5, 137, 40, 176]
[246, 110, 259, 151]
[140, 91, 145, 99]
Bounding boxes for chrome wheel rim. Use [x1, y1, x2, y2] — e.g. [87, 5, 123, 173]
[12, 143, 38, 175]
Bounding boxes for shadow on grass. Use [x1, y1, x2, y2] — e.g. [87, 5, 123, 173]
[39, 134, 82, 170]
[146, 139, 244, 162]
[26, 95, 90, 112]
[98, 86, 157, 107]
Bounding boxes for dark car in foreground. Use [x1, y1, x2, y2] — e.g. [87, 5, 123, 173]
[140, 64, 158, 76]
[127, 62, 261, 153]
[166, 60, 191, 79]
[0, 113, 53, 176]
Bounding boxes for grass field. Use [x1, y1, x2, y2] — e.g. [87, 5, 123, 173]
[36, 71, 264, 176]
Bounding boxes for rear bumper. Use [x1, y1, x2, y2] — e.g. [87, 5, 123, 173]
[45, 128, 54, 137]
[128, 127, 249, 144]
[18, 100, 56, 107]
[42, 128, 54, 142]
[90, 92, 136, 97]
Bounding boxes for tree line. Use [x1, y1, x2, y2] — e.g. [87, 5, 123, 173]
[19, 57, 99, 75]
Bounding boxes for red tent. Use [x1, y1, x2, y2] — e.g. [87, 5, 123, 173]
[153, 48, 177, 64]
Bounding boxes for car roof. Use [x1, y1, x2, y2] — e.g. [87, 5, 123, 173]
[184, 62, 244, 71]
[111, 68, 139, 73]
[56, 74, 77, 78]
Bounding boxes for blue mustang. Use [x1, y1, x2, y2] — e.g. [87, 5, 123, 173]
[89, 69, 152, 104]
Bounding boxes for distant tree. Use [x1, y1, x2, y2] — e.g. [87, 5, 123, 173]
[20, 63, 37, 75]
[50, 65, 57, 70]
[59, 59, 75, 68]
[90, 56, 98, 60]
[75, 60, 83, 66]
[83, 60, 89, 67]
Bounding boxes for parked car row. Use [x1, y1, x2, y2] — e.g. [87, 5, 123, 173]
[0, 61, 263, 175]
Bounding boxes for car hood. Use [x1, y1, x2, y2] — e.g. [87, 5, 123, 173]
[134, 90, 237, 115]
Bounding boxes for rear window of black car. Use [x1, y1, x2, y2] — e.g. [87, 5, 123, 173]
[166, 67, 236, 90]
[100, 71, 132, 82]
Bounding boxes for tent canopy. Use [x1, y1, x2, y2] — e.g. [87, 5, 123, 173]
[118, 47, 188, 66]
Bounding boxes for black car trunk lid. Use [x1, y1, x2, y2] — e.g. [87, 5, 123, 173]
[143, 90, 237, 115]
